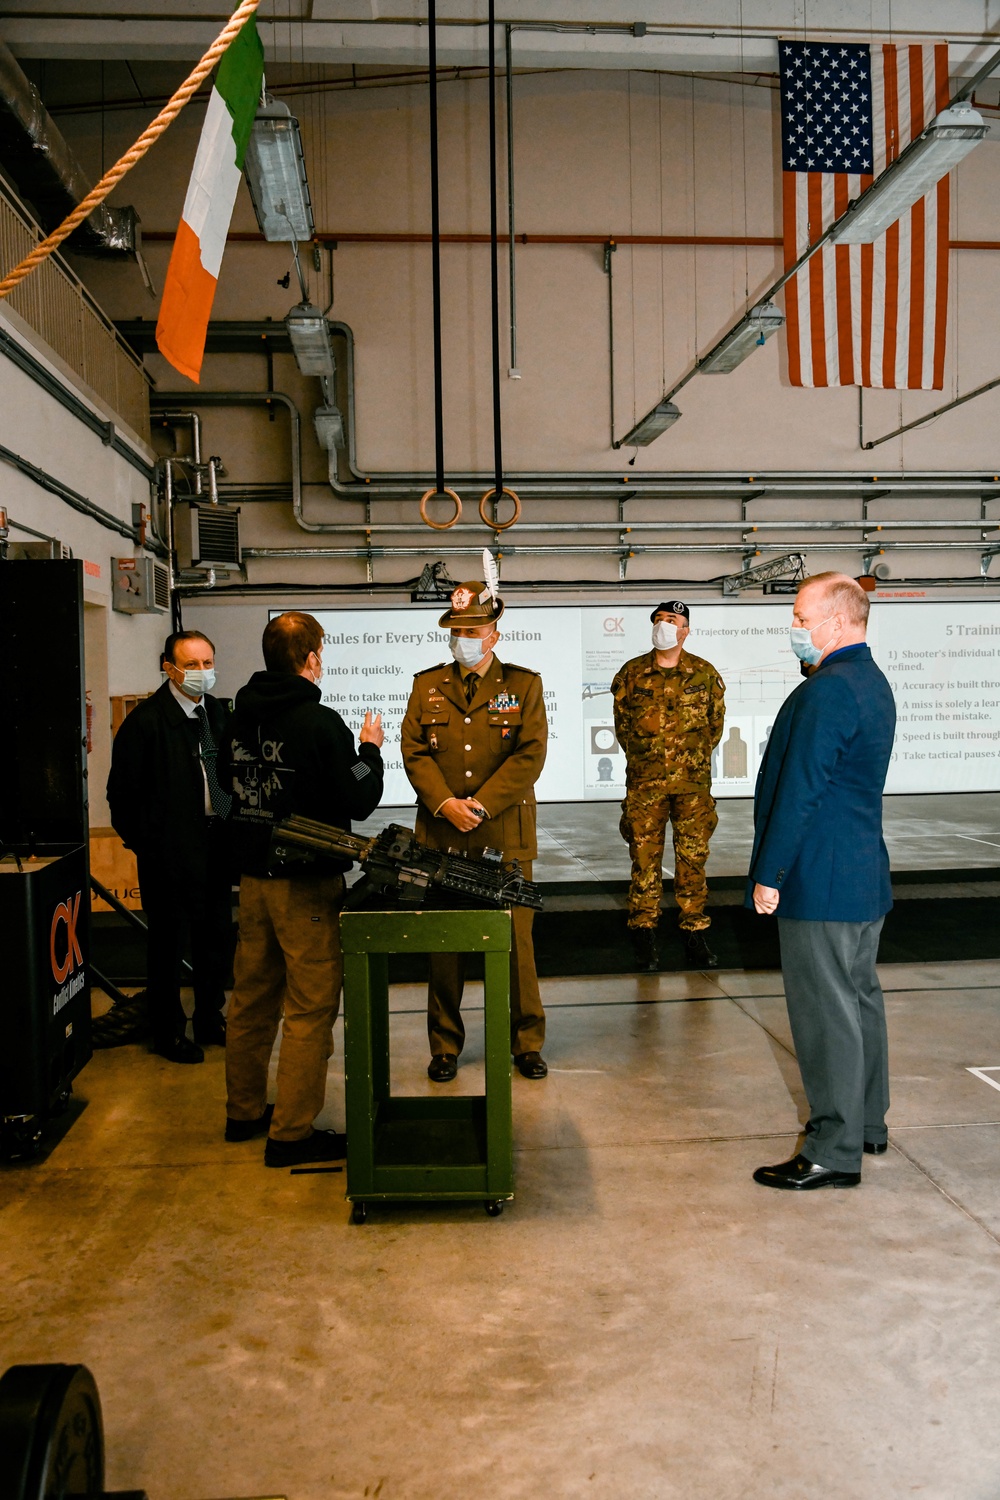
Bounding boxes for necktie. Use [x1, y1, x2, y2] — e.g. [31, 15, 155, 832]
[194, 705, 232, 818]
[465, 672, 478, 705]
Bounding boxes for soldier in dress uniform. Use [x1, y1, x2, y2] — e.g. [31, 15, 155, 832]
[612, 601, 726, 971]
[400, 578, 549, 1081]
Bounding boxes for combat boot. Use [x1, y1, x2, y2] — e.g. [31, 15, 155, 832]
[684, 929, 718, 968]
[631, 926, 659, 971]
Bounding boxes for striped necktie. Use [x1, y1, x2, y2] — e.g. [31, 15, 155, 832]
[194, 705, 232, 818]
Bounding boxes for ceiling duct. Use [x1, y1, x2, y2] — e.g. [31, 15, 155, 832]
[0, 36, 138, 256]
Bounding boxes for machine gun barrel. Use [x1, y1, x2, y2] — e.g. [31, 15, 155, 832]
[268, 815, 543, 911]
[269, 814, 374, 865]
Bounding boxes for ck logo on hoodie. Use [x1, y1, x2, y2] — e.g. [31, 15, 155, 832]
[231, 735, 295, 822]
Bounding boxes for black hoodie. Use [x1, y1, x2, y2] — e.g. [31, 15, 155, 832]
[225, 671, 384, 877]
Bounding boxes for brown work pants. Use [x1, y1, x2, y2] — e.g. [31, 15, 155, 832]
[428, 862, 546, 1058]
[225, 873, 345, 1142]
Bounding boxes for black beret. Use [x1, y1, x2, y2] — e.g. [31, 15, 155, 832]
[650, 600, 690, 622]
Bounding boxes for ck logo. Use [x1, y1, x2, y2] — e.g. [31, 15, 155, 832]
[603, 617, 624, 636]
[261, 740, 284, 763]
[51, 892, 84, 984]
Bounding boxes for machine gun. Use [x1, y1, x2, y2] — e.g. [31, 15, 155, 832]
[269, 815, 544, 911]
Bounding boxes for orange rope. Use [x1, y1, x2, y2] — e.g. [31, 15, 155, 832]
[0, 0, 261, 301]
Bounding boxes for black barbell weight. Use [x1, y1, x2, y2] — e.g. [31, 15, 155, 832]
[0, 1363, 285, 1500]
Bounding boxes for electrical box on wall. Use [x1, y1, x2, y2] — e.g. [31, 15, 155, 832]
[175, 501, 242, 573]
[112, 556, 169, 613]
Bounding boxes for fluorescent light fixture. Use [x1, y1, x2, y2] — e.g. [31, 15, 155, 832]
[285, 303, 336, 378]
[618, 400, 681, 447]
[243, 100, 315, 243]
[832, 103, 987, 245]
[313, 404, 345, 451]
[700, 300, 785, 373]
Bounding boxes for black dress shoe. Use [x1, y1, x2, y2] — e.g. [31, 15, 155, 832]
[864, 1140, 888, 1155]
[428, 1053, 458, 1082]
[631, 927, 659, 971]
[225, 1104, 274, 1142]
[684, 930, 719, 968]
[753, 1152, 860, 1190]
[514, 1051, 548, 1079]
[151, 1035, 204, 1065]
[193, 1016, 227, 1047]
[264, 1129, 347, 1168]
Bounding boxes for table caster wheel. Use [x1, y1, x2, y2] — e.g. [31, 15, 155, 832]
[351, 1201, 367, 1224]
[485, 1199, 504, 1217]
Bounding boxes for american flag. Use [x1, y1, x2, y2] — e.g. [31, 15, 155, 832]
[779, 40, 950, 390]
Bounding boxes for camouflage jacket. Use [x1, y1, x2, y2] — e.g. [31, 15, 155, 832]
[611, 649, 725, 790]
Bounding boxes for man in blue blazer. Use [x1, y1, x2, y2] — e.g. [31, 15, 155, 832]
[747, 573, 896, 1189]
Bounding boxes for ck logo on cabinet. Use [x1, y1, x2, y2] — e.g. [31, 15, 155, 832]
[51, 892, 85, 1016]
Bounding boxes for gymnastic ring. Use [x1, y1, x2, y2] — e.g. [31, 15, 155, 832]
[419, 488, 463, 530]
[479, 486, 522, 531]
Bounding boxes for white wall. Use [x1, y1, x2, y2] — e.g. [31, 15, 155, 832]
[1, 307, 168, 823]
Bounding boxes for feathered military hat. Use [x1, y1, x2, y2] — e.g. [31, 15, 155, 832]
[437, 551, 505, 627]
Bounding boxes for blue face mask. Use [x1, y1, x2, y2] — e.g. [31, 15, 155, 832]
[789, 616, 833, 666]
[450, 634, 489, 669]
[175, 667, 216, 698]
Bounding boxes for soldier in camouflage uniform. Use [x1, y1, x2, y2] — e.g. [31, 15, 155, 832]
[612, 600, 725, 970]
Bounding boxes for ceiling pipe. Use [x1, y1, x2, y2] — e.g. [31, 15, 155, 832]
[144, 327, 1000, 509]
[240, 518, 997, 534]
[175, 572, 1000, 601]
[243, 540, 1000, 558]
[0, 35, 138, 257]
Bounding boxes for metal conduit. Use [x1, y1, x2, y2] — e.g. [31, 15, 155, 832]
[244, 541, 1000, 558]
[242, 519, 998, 535]
[151, 377, 1000, 516]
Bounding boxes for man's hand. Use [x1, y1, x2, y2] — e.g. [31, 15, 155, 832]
[753, 883, 780, 915]
[359, 710, 384, 747]
[439, 797, 485, 833]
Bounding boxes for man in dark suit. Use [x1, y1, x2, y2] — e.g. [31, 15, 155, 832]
[747, 573, 896, 1190]
[107, 630, 233, 1064]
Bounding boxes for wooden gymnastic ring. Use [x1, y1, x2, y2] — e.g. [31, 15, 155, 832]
[479, 486, 522, 531]
[419, 487, 463, 530]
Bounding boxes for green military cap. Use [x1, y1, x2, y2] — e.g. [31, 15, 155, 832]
[438, 580, 505, 628]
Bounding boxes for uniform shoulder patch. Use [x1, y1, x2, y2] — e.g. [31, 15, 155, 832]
[414, 662, 447, 677]
[502, 662, 540, 676]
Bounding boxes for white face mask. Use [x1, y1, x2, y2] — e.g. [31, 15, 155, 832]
[175, 667, 216, 698]
[450, 634, 488, 669]
[652, 621, 679, 651]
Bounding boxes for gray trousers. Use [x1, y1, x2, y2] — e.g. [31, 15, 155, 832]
[777, 916, 889, 1173]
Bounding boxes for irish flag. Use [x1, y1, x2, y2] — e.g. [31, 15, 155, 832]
[156, 17, 263, 382]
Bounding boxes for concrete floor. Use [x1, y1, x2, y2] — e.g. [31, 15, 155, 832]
[358, 790, 1000, 882]
[5, 957, 1000, 1498]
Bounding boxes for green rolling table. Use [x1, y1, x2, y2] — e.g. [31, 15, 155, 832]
[341, 907, 514, 1222]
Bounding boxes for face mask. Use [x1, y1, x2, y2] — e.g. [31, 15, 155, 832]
[176, 667, 216, 698]
[652, 621, 679, 651]
[789, 616, 833, 666]
[450, 634, 488, 668]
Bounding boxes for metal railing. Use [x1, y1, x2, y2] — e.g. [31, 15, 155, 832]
[0, 182, 150, 441]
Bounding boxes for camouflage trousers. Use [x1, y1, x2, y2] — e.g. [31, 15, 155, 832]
[619, 787, 718, 932]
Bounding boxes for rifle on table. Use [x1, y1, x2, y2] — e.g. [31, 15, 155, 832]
[269, 815, 543, 911]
